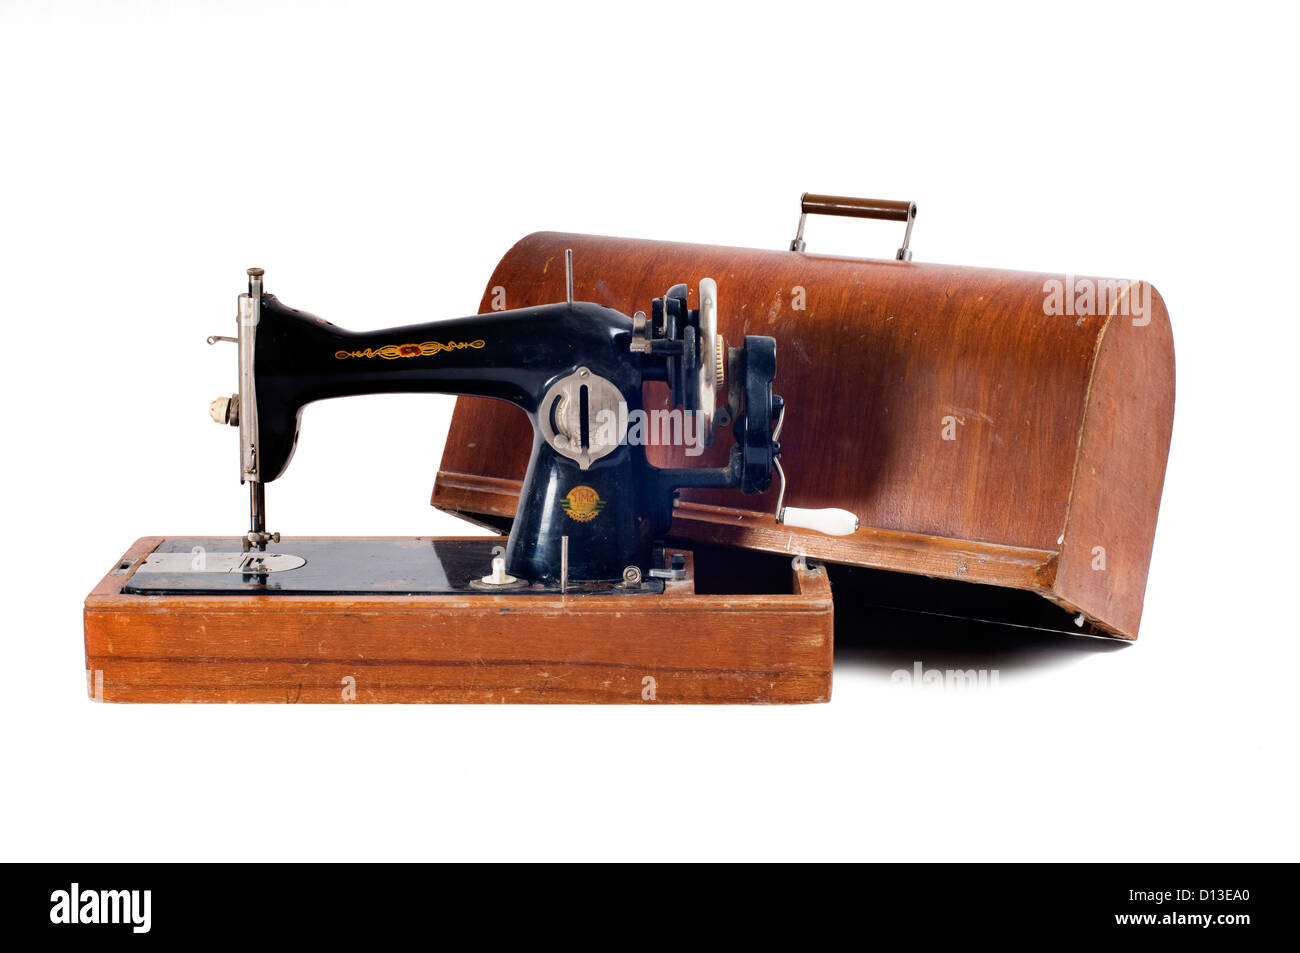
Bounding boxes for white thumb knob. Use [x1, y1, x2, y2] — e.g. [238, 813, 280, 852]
[779, 506, 860, 536]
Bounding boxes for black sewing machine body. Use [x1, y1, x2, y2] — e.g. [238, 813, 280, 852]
[179, 267, 835, 595]
[253, 295, 670, 584]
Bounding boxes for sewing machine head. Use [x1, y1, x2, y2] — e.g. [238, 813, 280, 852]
[208, 261, 856, 590]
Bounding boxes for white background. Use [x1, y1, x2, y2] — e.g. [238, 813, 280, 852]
[2, 1, 1296, 861]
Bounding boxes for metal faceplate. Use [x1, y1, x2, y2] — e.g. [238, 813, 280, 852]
[136, 551, 307, 574]
[537, 367, 624, 470]
[237, 278, 261, 481]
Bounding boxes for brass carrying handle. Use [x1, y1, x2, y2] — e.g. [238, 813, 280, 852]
[789, 192, 917, 261]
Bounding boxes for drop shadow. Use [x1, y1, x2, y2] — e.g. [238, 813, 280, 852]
[834, 604, 1129, 677]
[829, 563, 1130, 675]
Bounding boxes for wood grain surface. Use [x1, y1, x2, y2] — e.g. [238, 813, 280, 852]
[434, 232, 1175, 639]
[84, 538, 833, 704]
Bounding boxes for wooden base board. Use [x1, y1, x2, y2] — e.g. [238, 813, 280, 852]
[84, 537, 833, 704]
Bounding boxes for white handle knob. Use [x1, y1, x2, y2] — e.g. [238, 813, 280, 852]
[779, 506, 860, 536]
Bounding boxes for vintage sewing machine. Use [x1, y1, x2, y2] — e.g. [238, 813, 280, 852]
[84, 258, 854, 703]
[86, 192, 1175, 704]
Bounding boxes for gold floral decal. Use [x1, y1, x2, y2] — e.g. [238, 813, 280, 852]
[561, 485, 606, 523]
[335, 339, 485, 360]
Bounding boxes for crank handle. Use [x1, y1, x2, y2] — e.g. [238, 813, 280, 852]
[771, 456, 859, 536]
[778, 506, 860, 536]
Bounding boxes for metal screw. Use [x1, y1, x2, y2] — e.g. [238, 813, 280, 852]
[622, 566, 643, 587]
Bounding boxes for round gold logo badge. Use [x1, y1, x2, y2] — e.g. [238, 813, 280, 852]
[561, 485, 605, 522]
